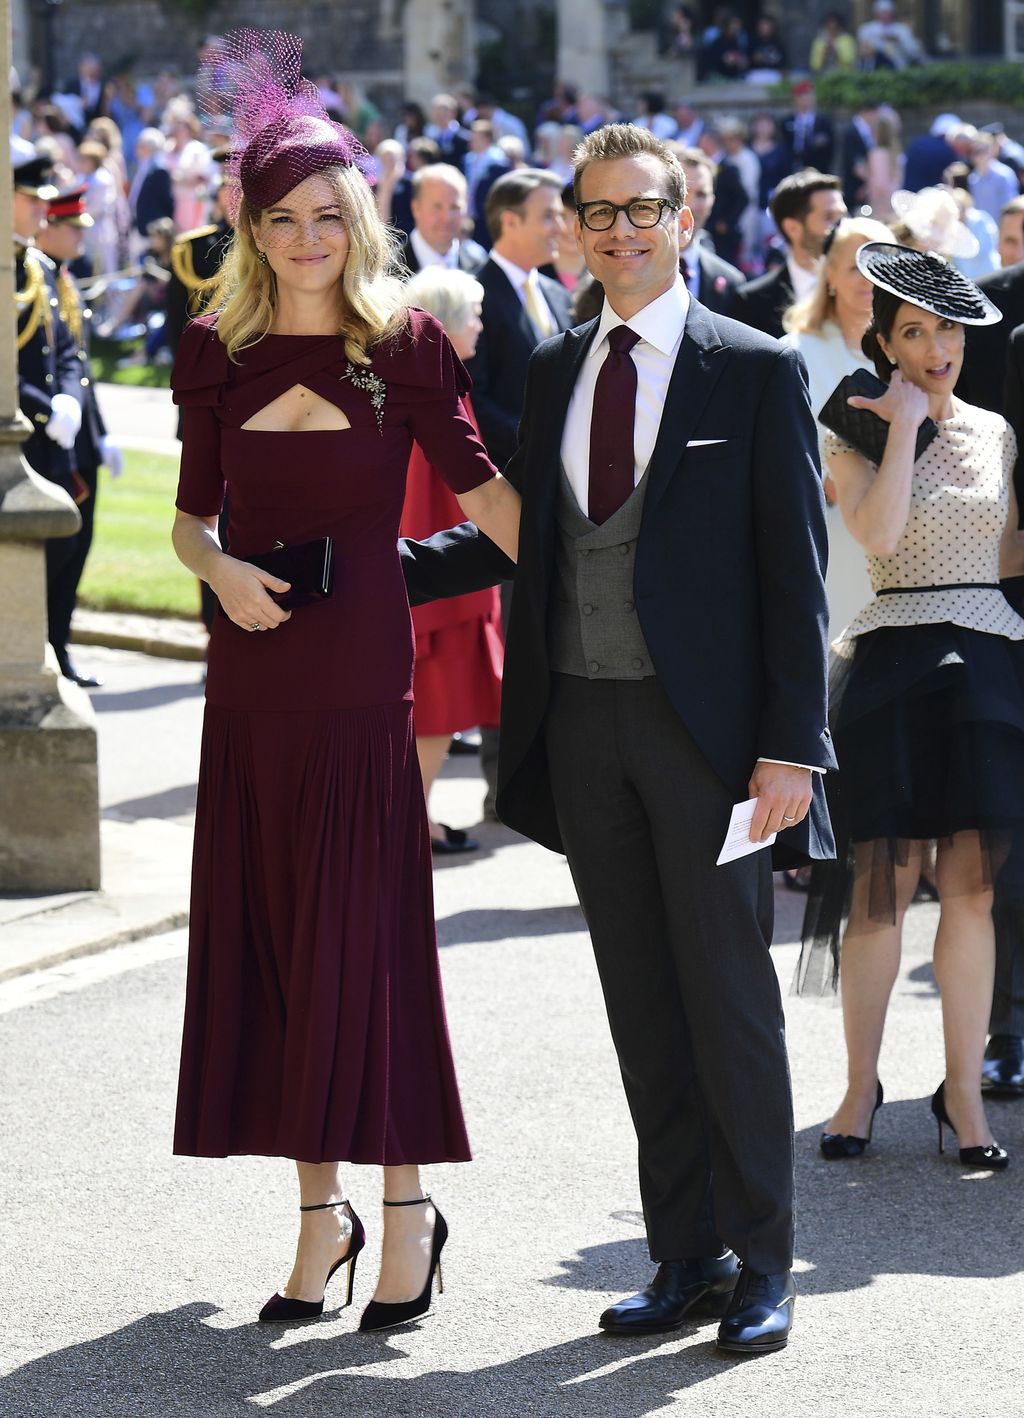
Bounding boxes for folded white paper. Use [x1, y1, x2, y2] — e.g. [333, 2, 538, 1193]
[716, 797, 777, 866]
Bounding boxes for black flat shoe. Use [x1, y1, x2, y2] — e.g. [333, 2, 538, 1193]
[259, 1199, 365, 1323]
[358, 1195, 447, 1332]
[599, 1250, 739, 1335]
[430, 824, 479, 855]
[716, 1268, 795, 1354]
[819, 1080, 883, 1159]
[931, 1081, 1009, 1170]
[58, 658, 103, 689]
[447, 732, 481, 756]
[982, 1035, 1024, 1097]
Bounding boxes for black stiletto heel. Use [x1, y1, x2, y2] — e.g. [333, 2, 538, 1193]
[358, 1194, 448, 1332]
[820, 1080, 884, 1159]
[259, 1199, 366, 1322]
[930, 1081, 1009, 1169]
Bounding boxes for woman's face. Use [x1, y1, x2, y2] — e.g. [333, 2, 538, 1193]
[878, 302, 965, 393]
[829, 236, 875, 329]
[254, 171, 350, 296]
[449, 302, 482, 361]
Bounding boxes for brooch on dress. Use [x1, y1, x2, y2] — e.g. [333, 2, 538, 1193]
[345, 361, 386, 435]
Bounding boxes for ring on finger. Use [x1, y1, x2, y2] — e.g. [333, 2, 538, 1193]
[782, 814, 797, 823]
[249, 621, 261, 631]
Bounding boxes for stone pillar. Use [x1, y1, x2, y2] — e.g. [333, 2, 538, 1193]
[557, 0, 631, 98]
[402, 0, 477, 107]
[0, 4, 101, 892]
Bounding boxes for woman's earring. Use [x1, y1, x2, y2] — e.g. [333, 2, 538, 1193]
[256, 250, 268, 265]
[889, 356, 897, 366]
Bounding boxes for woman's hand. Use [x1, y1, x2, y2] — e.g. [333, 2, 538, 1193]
[208, 555, 293, 633]
[848, 368, 929, 428]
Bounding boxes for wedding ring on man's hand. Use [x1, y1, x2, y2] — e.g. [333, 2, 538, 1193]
[782, 815, 797, 822]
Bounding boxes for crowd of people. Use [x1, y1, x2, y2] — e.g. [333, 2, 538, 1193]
[13, 19, 1024, 1365]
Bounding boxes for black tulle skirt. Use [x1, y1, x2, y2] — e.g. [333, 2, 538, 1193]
[797, 621, 1024, 994]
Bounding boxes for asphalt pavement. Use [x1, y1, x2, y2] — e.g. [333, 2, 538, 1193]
[1, 644, 1022, 1418]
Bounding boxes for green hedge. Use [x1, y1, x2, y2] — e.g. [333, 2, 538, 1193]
[778, 62, 1024, 109]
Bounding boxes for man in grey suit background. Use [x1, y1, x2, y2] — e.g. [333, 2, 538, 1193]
[397, 162, 487, 277]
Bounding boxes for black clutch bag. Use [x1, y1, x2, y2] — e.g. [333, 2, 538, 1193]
[818, 368, 938, 466]
[246, 536, 334, 610]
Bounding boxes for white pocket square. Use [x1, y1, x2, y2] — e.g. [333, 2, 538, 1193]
[687, 438, 728, 447]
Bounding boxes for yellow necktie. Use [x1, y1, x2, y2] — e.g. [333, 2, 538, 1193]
[524, 271, 555, 339]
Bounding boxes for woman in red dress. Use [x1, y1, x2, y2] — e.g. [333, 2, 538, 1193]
[400, 267, 504, 853]
[169, 30, 520, 1332]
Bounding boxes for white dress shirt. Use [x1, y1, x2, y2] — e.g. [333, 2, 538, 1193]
[489, 248, 556, 338]
[786, 255, 819, 303]
[561, 272, 822, 777]
[410, 227, 459, 270]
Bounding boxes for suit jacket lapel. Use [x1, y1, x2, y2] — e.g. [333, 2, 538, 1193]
[643, 299, 731, 520]
[533, 320, 597, 559]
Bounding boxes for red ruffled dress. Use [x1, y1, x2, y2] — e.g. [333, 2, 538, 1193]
[399, 397, 503, 738]
[170, 308, 495, 1163]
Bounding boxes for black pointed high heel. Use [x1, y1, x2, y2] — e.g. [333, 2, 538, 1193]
[930, 1082, 1009, 1170]
[358, 1194, 447, 1332]
[259, 1198, 366, 1323]
[819, 1080, 884, 1159]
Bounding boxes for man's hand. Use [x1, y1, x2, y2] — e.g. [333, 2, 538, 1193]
[747, 762, 813, 843]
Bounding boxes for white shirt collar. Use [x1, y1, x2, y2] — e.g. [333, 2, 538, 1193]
[410, 226, 457, 269]
[589, 272, 690, 358]
[490, 247, 534, 292]
[786, 254, 819, 301]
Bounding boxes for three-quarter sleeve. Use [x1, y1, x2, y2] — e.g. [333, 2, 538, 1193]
[386, 309, 499, 495]
[176, 403, 225, 517]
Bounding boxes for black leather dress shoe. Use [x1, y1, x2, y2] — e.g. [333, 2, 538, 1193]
[599, 1251, 739, 1335]
[58, 658, 103, 689]
[716, 1268, 795, 1354]
[982, 1035, 1024, 1097]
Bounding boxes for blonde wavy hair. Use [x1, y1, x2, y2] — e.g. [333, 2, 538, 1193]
[401, 267, 484, 336]
[783, 216, 893, 336]
[211, 163, 407, 364]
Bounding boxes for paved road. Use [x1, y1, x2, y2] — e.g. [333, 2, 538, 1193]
[1, 649, 1022, 1417]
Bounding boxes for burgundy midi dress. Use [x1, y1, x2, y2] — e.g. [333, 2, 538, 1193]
[171, 308, 495, 1164]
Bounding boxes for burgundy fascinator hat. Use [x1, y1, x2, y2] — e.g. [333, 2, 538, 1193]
[197, 28, 375, 220]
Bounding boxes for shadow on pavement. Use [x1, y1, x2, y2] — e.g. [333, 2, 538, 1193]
[104, 785, 199, 821]
[437, 904, 585, 947]
[91, 680, 205, 713]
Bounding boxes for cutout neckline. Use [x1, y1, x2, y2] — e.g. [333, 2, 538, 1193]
[241, 383, 352, 434]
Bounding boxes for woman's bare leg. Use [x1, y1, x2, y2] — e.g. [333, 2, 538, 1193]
[369, 1164, 439, 1304]
[825, 842, 922, 1137]
[278, 1161, 351, 1302]
[416, 734, 451, 841]
[933, 831, 999, 1150]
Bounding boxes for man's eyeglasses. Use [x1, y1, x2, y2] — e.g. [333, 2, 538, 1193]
[576, 197, 680, 232]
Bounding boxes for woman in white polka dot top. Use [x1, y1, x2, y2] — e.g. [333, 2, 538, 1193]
[800, 244, 1024, 1173]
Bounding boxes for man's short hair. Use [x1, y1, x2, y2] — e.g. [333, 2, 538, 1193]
[770, 169, 842, 233]
[571, 122, 686, 208]
[485, 167, 562, 244]
[411, 162, 467, 199]
[674, 144, 717, 183]
[1000, 195, 1024, 224]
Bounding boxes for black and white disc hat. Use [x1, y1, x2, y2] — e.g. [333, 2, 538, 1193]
[855, 241, 1001, 326]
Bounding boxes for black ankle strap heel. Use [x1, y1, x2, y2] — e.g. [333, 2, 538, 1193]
[259, 1198, 366, 1324]
[358, 1195, 448, 1332]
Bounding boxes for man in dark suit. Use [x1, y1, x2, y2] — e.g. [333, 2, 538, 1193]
[464, 169, 573, 471]
[903, 114, 958, 193]
[781, 81, 835, 177]
[678, 148, 744, 314]
[731, 169, 845, 338]
[128, 128, 174, 247]
[840, 100, 878, 212]
[956, 242, 1024, 414]
[396, 163, 487, 277]
[402, 124, 834, 1354]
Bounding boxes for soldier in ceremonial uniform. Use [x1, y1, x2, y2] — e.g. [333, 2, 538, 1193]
[11, 138, 97, 687]
[37, 186, 124, 688]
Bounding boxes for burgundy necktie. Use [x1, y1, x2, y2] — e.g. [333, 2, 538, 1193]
[588, 325, 641, 525]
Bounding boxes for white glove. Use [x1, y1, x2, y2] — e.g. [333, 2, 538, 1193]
[44, 393, 83, 451]
[99, 435, 124, 479]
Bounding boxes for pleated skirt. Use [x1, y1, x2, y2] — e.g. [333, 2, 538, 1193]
[173, 700, 472, 1164]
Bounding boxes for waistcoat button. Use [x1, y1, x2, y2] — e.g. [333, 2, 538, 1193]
[582, 603, 594, 615]
[588, 660, 600, 674]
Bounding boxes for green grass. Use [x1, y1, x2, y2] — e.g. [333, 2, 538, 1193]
[90, 339, 172, 388]
[78, 447, 202, 618]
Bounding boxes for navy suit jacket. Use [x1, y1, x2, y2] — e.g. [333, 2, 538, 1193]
[401, 300, 836, 865]
[464, 258, 573, 469]
[729, 262, 795, 340]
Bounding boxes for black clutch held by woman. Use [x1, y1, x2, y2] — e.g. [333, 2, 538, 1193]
[246, 536, 334, 609]
[819, 368, 938, 466]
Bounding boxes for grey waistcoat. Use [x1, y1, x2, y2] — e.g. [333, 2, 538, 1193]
[547, 467, 656, 680]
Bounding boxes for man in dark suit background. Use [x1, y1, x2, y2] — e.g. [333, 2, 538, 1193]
[676, 147, 744, 315]
[956, 199, 1024, 413]
[730, 169, 845, 338]
[840, 99, 878, 212]
[128, 127, 174, 253]
[781, 80, 835, 176]
[465, 169, 572, 471]
[903, 113, 959, 192]
[396, 163, 487, 277]
[402, 124, 834, 1354]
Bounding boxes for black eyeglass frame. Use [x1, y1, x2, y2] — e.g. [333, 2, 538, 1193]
[575, 196, 682, 232]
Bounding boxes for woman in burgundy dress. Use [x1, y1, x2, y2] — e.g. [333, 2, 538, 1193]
[170, 31, 520, 1332]
[399, 268, 504, 853]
